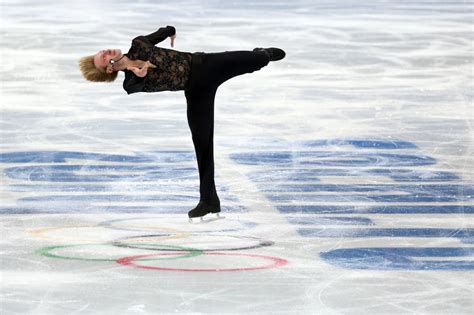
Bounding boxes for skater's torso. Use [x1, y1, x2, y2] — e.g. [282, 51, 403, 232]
[123, 36, 193, 94]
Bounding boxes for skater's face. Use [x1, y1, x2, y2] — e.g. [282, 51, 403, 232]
[93, 49, 122, 73]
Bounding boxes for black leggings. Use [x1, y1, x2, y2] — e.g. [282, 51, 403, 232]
[184, 50, 270, 206]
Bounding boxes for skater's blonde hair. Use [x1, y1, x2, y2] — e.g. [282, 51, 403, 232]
[78, 55, 118, 82]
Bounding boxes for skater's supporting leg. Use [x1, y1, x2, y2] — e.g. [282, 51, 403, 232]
[184, 85, 220, 208]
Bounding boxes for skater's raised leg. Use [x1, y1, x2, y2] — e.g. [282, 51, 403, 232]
[205, 50, 271, 86]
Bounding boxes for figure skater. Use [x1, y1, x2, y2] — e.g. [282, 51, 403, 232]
[79, 25, 285, 221]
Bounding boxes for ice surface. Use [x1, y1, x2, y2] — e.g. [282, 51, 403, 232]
[1, 0, 473, 314]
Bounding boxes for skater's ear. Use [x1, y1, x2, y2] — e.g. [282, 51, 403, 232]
[105, 64, 115, 74]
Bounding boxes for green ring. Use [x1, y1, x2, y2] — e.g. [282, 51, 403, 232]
[36, 243, 203, 262]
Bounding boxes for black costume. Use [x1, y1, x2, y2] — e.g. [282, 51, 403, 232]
[123, 26, 272, 216]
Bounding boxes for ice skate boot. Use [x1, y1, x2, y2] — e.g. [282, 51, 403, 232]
[253, 47, 286, 61]
[188, 200, 223, 223]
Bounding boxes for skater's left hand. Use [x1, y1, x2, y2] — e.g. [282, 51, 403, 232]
[170, 34, 176, 48]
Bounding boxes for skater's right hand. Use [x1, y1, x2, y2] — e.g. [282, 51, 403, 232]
[127, 61, 156, 78]
[170, 34, 176, 48]
[127, 66, 147, 77]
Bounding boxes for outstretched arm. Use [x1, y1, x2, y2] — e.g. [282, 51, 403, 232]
[143, 25, 176, 46]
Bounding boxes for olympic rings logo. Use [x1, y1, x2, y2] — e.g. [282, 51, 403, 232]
[30, 217, 289, 272]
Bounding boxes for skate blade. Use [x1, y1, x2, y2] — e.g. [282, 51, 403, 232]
[189, 213, 225, 224]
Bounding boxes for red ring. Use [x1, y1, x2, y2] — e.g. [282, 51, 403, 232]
[116, 252, 288, 272]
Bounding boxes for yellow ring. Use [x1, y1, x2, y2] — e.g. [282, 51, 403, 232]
[28, 224, 189, 243]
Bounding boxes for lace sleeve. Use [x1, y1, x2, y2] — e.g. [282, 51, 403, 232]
[133, 26, 176, 46]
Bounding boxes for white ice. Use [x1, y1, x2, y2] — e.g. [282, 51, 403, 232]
[1, 0, 473, 314]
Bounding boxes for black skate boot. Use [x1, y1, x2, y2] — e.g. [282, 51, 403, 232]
[188, 200, 223, 223]
[253, 47, 286, 61]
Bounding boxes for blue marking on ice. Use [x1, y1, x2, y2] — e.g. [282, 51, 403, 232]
[301, 139, 418, 149]
[230, 151, 436, 166]
[286, 216, 374, 225]
[247, 168, 459, 182]
[0, 151, 196, 163]
[320, 247, 474, 270]
[276, 205, 474, 214]
[259, 183, 473, 193]
[0, 150, 241, 214]
[298, 227, 474, 240]
[268, 193, 471, 202]
[20, 194, 200, 202]
[231, 138, 472, 270]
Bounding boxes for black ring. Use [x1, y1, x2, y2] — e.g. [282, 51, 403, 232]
[112, 234, 274, 252]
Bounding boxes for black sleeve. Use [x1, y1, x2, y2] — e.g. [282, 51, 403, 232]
[123, 70, 145, 94]
[139, 25, 176, 46]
